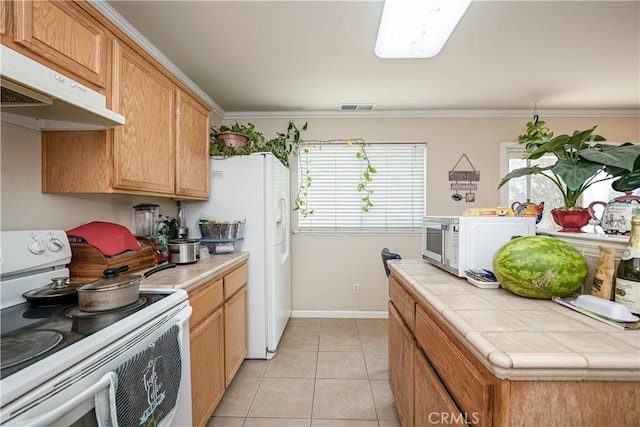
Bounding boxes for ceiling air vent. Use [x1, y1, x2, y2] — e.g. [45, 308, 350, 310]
[339, 104, 376, 111]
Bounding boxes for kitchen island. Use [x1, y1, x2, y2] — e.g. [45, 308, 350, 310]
[141, 251, 249, 427]
[388, 259, 639, 427]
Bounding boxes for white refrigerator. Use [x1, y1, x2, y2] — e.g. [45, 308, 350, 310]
[184, 153, 291, 359]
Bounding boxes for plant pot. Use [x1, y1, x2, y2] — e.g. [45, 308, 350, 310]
[551, 207, 591, 233]
[215, 132, 248, 148]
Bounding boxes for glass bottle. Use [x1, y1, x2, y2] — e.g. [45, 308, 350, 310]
[614, 215, 640, 314]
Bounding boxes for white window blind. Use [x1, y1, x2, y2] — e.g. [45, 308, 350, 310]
[297, 143, 426, 231]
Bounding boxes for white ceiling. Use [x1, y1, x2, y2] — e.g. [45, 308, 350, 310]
[106, 0, 640, 117]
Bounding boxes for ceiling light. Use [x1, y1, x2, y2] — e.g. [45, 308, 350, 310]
[375, 0, 472, 59]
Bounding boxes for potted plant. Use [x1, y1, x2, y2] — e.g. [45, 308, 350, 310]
[499, 122, 640, 232]
[210, 122, 266, 155]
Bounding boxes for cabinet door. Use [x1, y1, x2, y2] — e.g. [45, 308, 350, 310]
[224, 286, 248, 387]
[190, 306, 225, 427]
[12, 0, 107, 88]
[414, 306, 493, 426]
[112, 40, 175, 194]
[415, 349, 468, 427]
[175, 88, 210, 199]
[389, 301, 415, 427]
[0, 0, 10, 36]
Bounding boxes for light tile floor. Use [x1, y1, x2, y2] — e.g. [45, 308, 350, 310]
[208, 318, 400, 427]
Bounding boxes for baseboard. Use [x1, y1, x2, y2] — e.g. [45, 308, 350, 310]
[291, 310, 388, 319]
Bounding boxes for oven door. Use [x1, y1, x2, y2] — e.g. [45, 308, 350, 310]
[0, 302, 192, 427]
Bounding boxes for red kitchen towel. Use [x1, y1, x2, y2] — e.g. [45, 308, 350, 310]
[67, 221, 141, 256]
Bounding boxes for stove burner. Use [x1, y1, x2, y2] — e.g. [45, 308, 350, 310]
[1, 330, 63, 369]
[64, 297, 148, 319]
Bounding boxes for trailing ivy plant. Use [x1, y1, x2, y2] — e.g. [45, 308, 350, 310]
[265, 121, 308, 167]
[294, 138, 377, 217]
[294, 146, 314, 217]
[209, 121, 306, 167]
[352, 141, 377, 212]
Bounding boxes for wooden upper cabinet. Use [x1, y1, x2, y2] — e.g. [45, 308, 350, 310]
[1, 1, 10, 36]
[175, 88, 210, 199]
[38, 1, 212, 199]
[11, 0, 107, 89]
[112, 40, 175, 194]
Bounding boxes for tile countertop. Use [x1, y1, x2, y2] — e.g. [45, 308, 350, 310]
[388, 259, 640, 382]
[140, 252, 248, 292]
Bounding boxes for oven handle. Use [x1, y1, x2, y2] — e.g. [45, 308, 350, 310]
[24, 373, 114, 427]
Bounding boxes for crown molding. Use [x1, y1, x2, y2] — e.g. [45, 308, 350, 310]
[89, 1, 224, 119]
[223, 109, 640, 120]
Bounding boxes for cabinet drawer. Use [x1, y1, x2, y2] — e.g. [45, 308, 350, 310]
[389, 275, 415, 331]
[224, 263, 248, 300]
[415, 305, 493, 426]
[189, 278, 223, 329]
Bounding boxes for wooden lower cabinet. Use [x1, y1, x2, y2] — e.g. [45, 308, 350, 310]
[388, 301, 414, 427]
[389, 272, 640, 427]
[414, 349, 467, 427]
[188, 262, 248, 427]
[190, 306, 224, 427]
[224, 286, 248, 387]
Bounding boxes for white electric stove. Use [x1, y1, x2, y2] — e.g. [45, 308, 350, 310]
[0, 230, 192, 426]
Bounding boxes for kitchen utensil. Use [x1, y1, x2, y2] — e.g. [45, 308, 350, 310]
[133, 203, 160, 239]
[177, 205, 189, 239]
[588, 192, 640, 235]
[77, 264, 176, 312]
[575, 294, 639, 322]
[168, 239, 200, 264]
[22, 277, 83, 306]
[511, 199, 544, 224]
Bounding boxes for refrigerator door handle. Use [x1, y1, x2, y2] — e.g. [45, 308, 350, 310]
[280, 193, 290, 264]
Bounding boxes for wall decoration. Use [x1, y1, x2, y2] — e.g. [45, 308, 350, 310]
[449, 154, 479, 202]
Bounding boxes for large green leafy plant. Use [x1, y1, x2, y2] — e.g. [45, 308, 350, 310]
[499, 122, 640, 208]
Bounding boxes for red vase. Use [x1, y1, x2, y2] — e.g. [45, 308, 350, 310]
[551, 207, 591, 233]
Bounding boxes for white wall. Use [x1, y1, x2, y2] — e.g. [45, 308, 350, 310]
[225, 115, 640, 314]
[0, 122, 178, 232]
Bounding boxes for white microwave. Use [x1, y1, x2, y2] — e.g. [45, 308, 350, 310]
[422, 216, 536, 277]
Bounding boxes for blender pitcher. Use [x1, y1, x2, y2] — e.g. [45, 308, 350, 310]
[133, 203, 160, 240]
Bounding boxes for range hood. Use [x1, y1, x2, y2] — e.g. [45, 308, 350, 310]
[0, 46, 125, 131]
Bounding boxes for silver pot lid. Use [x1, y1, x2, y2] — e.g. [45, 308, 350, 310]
[78, 268, 141, 292]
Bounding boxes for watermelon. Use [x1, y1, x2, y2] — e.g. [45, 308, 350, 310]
[492, 236, 588, 299]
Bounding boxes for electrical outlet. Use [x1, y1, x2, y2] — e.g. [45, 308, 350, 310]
[352, 283, 360, 294]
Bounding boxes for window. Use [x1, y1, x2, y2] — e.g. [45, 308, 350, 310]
[499, 142, 635, 230]
[297, 143, 426, 231]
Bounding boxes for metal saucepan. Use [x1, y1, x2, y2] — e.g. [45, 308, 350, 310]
[77, 264, 176, 312]
[167, 239, 200, 264]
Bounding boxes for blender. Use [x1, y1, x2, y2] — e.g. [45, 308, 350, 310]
[133, 204, 167, 263]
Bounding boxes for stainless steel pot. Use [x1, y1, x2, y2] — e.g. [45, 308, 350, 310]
[77, 264, 176, 312]
[168, 239, 200, 264]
